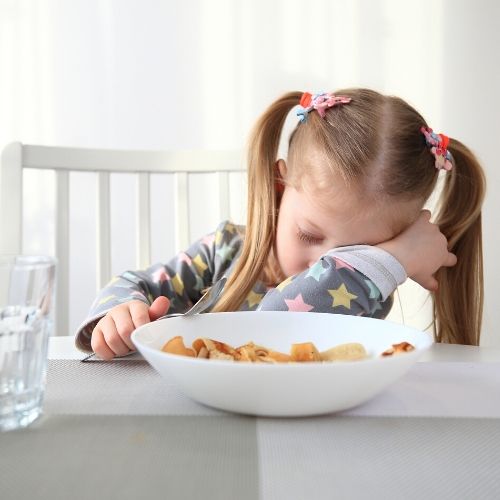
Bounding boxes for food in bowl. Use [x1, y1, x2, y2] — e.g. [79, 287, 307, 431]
[161, 335, 414, 363]
[381, 341, 415, 356]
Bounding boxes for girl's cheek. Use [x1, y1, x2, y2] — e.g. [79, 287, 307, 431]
[310, 245, 329, 263]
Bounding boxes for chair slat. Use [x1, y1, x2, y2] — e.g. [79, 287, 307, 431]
[136, 172, 151, 269]
[96, 172, 111, 289]
[217, 171, 230, 222]
[55, 170, 69, 336]
[174, 172, 189, 252]
[0, 142, 23, 254]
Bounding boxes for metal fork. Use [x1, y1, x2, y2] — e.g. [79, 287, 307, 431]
[155, 276, 227, 320]
[81, 277, 227, 362]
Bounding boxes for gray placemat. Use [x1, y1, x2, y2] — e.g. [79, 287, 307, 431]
[44, 359, 223, 416]
[0, 414, 259, 500]
[2, 358, 500, 499]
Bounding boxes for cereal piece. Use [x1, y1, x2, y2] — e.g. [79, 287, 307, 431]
[253, 344, 270, 359]
[320, 342, 367, 362]
[234, 342, 291, 362]
[267, 350, 291, 363]
[381, 341, 415, 357]
[193, 337, 237, 361]
[235, 342, 260, 362]
[197, 346, 209, 359]
[290, 342, 321, 362]
[161, 336, 195, 357]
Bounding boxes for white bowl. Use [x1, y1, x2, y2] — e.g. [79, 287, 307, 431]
[131, 312, 432, 417]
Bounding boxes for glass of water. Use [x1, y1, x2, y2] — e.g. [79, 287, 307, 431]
[0, 255, 56, 432]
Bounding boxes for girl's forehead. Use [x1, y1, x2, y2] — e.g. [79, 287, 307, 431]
[288, 144, 331, 172]
[294, 184, 420, 237]
[286, 147, 422, 234]
[288, 146, 351, 192]
[297, 183, 366, 219]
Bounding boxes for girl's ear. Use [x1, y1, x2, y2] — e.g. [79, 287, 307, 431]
[275, 159, 286, 197]
[276, 159, 287, 178]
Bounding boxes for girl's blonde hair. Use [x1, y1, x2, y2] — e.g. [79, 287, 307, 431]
[213, 88, 486, 346]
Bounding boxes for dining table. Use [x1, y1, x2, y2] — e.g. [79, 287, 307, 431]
[1, 336, 500, 500]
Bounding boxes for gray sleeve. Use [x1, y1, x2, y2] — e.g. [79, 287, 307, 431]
[257, 245, 406, 318]
[74, 220, 242, 351]
[325, 245, 407, 300]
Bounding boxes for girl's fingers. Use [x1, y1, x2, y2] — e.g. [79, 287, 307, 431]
[420, 209, 432, 221]
[426, 277, 439, 292]
[130, 301, 152, 328]
[101, 315, 131, 357]
[417, 275, 439, 292]
[90, 298, 171, 361]
[445, 252, 458, 267]
[91, 326, 116, 361]
[149, 296, 171, 321]
[112, 308, 137, 351]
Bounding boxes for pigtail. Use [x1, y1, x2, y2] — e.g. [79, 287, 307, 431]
[212, 92, 302, 312]
[432, 139, 486, 345]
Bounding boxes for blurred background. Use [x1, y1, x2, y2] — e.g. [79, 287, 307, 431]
[1, 0, 498, 345]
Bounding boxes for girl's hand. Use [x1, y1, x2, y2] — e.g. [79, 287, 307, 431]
[377, 210, 457, 291]
[91, 296, 170, 360]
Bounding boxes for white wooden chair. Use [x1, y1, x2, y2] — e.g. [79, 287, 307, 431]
[0, 142, 244, 336]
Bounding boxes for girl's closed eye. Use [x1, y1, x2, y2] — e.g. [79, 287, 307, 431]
[297, 228, 324, 245]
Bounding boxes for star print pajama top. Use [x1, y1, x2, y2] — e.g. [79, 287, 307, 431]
[75, 220, 407, 352]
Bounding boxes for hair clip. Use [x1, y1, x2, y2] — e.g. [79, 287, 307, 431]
[420, 126, 454, 171]
[297, 92, 352, 122]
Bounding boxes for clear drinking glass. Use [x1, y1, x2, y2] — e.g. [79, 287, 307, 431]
[0, 255, 56, 431]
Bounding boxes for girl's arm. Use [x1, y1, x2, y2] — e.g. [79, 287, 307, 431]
[75, 220, 242, 352]
[257, 245, 405, 318]
[258, 210, 455, 317]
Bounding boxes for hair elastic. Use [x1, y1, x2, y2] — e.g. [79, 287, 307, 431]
[420, 126, 454, 171]
[297, 92, 352, 122]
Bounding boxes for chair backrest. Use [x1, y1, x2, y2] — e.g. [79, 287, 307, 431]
[0, 142, 244, 336]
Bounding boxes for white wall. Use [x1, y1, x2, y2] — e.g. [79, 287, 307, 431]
[1, 0, 498, 345]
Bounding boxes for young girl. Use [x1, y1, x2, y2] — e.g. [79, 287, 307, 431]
[76, 88, 486, 360]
